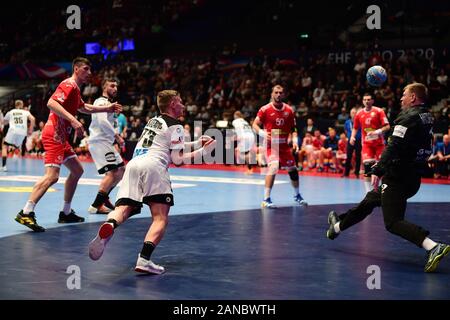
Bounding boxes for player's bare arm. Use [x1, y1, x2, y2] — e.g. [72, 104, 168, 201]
[79, 102, 122, 114]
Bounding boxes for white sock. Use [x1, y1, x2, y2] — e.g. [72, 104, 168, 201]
[364, 180, 372, 193]
[23, 200, 36, 214]
[334, 221, 341, 233]
[422, 237, 437, 251]
[264, 188, 271, 200]
[292, 186, 299, 197]
[62, 202, 71, 215]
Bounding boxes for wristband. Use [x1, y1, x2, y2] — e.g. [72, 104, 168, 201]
[258, 130, 267, 139]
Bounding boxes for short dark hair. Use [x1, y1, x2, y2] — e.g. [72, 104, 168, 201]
[363, 92, 373, 99]
[72, 57, 91, 72]
[101, 78, 119, 89]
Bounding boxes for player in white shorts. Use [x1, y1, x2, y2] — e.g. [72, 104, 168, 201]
[88, 90, 216, 274]
[2, 100, 35, 171]
[232, 111, 256, 174]
[87, 78, 125, 214]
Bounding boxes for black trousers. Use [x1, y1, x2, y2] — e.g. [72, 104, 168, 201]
[338, 172, 430, 247]
[344, 139, 361, 176]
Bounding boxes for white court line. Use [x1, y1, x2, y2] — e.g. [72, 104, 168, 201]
[0, 174, 287, 186]
[170, 175, 287, 185]
[0, 175, 194, 189]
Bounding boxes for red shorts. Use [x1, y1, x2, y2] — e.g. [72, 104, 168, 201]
[41, 126, 76, 167]
[267, 145, 295, 169]
[362, 143, 385, 163]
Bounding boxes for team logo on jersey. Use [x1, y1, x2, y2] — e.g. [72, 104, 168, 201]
[371, 112, 376, 117]
[275, 118, 285, 126]
[57, 92, 65, 103]
[176, 127, 182, 133]
[284, 112, 289, 116]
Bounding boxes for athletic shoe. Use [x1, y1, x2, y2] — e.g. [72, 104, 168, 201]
[1, 166, 7, 172]
[261, 197, 275, 208]
[14, 210, 45, 232]
[135, 254, 165, 274]
[294, 194, 308, 206]
[88, 222, 114, 260]
[326, 210, 340, 240]
[424, 243, 450, 273]
[87, 204, 111, 215]
[58, 210, 85, 223]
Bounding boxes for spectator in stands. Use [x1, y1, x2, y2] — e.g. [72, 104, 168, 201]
[343, 107, 361, 178]
[319, 127, 339, 173]
[433, 134, 450, 178]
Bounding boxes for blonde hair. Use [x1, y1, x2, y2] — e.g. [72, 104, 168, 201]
[404, 83, 428, 102]
[157, 90, 179, 113]
[15, 100, 24, 108]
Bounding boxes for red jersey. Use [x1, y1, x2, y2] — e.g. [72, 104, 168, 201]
[353, 107, 389, 146]
[256, 103, 295, 147]
[48, 78, 84, 142]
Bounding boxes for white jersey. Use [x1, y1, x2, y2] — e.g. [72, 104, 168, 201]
[232, 118, 253, 137]
[88, 96, 118, 144]
[232, 118, 255, 152]
[4, 109, 30, 136]
[132, 114, 185, 167]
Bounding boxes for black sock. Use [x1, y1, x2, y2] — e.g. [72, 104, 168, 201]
[247, 164, 253, 170]
[2, 157, 6, 166]
[106, 218, 118, 229]
[92, 192, 108, 207]
[140, 241, 155, 260]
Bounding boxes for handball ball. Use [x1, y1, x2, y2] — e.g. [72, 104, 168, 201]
[366, 65, 387, 87]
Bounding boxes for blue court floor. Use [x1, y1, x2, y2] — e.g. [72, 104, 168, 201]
[0, 158, 449, 299]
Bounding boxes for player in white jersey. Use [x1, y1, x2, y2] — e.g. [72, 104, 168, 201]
[232, 111, 256, 174]
[2, 100, 35, 171]
[88, 90, 216, 274]
[87, 79, 125, 214]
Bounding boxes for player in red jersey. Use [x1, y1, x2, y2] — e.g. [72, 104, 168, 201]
[252, 85, 307, 208]
[350, 93, 390, 191]
[14, 57, 122, 232]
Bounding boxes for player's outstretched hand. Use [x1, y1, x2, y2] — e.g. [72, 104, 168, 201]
[109, 102, 122, 114]
[199, 135, 213, 145]
[202, 139, 217, 154]
[371, 174, 381, 191]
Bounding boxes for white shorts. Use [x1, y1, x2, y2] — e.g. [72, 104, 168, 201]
[88, 140, 124, 174]
[115, 156, 174, 207]
[237, 133, 255, 153]
[4, 131, 26, 148]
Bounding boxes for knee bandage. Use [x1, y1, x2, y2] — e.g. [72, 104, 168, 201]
[363, 161, 376, 177]
[288, 168, 299, 181]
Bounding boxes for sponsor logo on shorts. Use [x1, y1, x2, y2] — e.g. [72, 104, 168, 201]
[166, 197, 171, 203]
[105, 152, 116, 162]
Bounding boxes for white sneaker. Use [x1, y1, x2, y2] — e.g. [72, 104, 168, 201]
[1, 166, 7, 172]
[88, 223, 114, 260]
[135, 254, 165, 274]
[88, 204, 112, 214]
